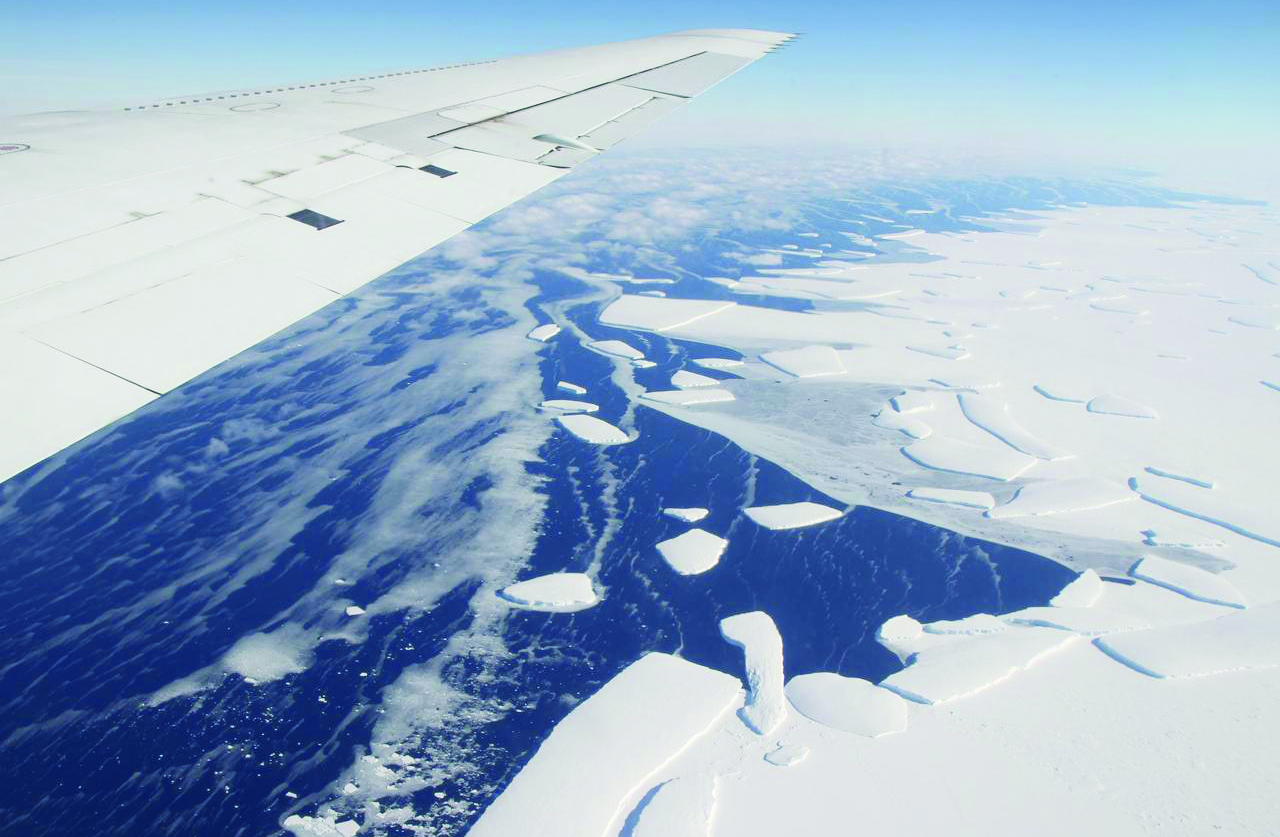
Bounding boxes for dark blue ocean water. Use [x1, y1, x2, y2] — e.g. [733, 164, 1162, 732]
[0, 164, 1243, 837]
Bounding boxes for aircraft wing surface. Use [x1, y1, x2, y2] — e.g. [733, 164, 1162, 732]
[0, 28, 793, 483]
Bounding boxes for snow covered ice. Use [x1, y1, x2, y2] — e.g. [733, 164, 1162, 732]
[655, 529, 729, 575]
[498, 573, 599, 612]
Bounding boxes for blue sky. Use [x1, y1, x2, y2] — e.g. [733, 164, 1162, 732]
[4, 0, 1276, 191]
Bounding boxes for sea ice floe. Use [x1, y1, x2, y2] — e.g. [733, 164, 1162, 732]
[1129, 556, 1246, 609]
[764, 744, 810, 767]
[691, 356, 744, 369]
[538, 399, 598, 413]
[629, 774, 719, 837]
[598, 295, 735, 332]
[890, 391, 933, 414]
[526, 323, 561, 342]
[785, 673, 908, 737]
[656, 529, 729, 575]
[498, 573, 599, 613]
[1049, 569, 1104, 608]
[282, 814, 361, 837]
[902, 436, 1037, 481]
[556, 381, 587, 395]
[587, 339, 644, 360]
[663, 507, 709, 523]
[555, 414, 630, 445]
[759, 345, 846, 378]
[1095, 602, 1280, 678]
[743, 501, 843, 530]
[873, 409, 932, 439]
[465, 653, 740, 837]
[641, 388, 735, 406]
[986, 478, 1135, 518]
[1086, 394, 1159, 418]
[905, 487, 995, 510]
[879, 626, 1078, 705]
[720, 611, 787, 735]
[957, 394, 1072, 460]
[1033, 383, 1089, 403]
[671, 370, 720, 388]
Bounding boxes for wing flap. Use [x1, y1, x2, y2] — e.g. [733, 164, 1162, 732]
[0, 330, 157, 478]
[26, 257, 340, 393]
[619, 51, 753, 97]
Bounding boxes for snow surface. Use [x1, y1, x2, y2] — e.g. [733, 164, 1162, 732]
[880, 626, 1078, 704]
[763, 744, 809, 767]
[906, 487, 995, 510]
[1130, 555, 1247, 609]
[1097, 602, 1280, 677]
[497, 573, 598, 613]
[872, 408, 932, 439]
[923, 613, 1007, 635]
[957, 393, 1072, 460]
[986, 478, 1135, 518]
[598, 295, 735, 332]
[465, 653, 740, 837]
[759, 345, 846, 378]
[627, 774, 719, 837]
[785, 673, 908, 737]
[640, 388, 735, 406]
[890, 391, 933, 414]
[742, 501, 842, 530]
[655, 529, 728, 575]
[555, 414, 630, 445]
[1086, 394, 1159, 418]
[663, 507, 709, 523]
[719, 612, 786, 735]
[902, 436, 1036, 481]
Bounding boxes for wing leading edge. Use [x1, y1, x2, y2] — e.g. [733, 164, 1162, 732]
[0, 28, 794, 484]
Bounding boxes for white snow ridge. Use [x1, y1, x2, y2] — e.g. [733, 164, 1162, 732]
[720, 611, 787, 735]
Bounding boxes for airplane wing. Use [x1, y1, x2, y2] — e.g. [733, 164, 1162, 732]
[0, 28, 794, 484]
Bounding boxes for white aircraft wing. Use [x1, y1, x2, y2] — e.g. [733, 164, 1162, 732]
[0, 28, 793, 484]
